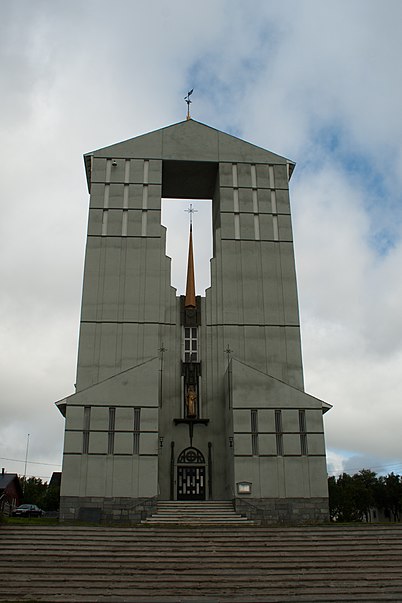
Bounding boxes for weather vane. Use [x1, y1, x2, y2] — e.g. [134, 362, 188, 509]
[185, 203, 198, 227]
[184, 89, 194, 120]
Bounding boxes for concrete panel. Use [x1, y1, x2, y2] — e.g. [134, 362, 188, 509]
[114, 433, 134, 455]
[307, 433, 326, 455]
[283, 434, 301, 455]
[149, 160, 162, 184]
[257, 188, 271, 213]
[107, 210, 123, 236]
[109, 184, 124, 208]
[259, 434, 277, 455]
[220, 213, 235, 239]
[89, 432, 108, 454]
[259, 457, 280, 497]
[162, 120, 219, 161]
[91, 407, 109, 430]
[308, 457, 329, 497]
[233, 409, 251, 432]
[259, 213, 274, 240]
[218, 132, 285, 164]
[60, 456, 82, 496]
[147, 210, 162, 237]
[234, 434, 252, 455]
[66, 406, 84, 430]
[127, 159, 143, 183]
[219, 163, 233, 187]
[93, 128, 163, 159]
[115, 407, 134, 431]
[284, 457, 308, 497]
[127, 210, 142, 236]
[239, 213, 254, 240]
[239, 188, 253, 212]
[128, 184, 144, 209]
[109, 160, 125, 183]
[88, 209, 102, 236]
[219, 187, 234, 212]
[234, 456, 260, 494]
[139, 433, 158, 455]
[284, 327, 304, 388]
[276, 189, 291, 214]
[141, 408, 158, 431]
[138, 456, 158, 497]
[278, 214, 293, 241]
[237, 164, 252, 188]
[91, 158, 107, 183]
[306, 409, 325, 432]
[274, 164, 288, 188]
[282, 410, 299, 433]
[89, 183, 105, 209]
[256, 164, 270, 188]
[148, 185, 162, 209]
[63, 431, 83, 454]
[86, 456, 107, 496]
[279, 244, 299, 322]
[113, 456, 137, 496]
[258, 409, 275, 431]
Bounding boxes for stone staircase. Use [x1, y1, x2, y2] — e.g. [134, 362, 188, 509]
[143, 500, 253, 524]
[2, 523, 402, 602]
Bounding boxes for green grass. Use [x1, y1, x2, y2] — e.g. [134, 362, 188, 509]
[3, 516, 59, 526]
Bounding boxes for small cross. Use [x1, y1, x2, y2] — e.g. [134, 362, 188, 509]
[185, 203, 198, 227]
[225, 344, 233, 359]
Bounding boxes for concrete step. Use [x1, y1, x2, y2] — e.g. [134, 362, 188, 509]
[2, 524, 402, 601]
[142, 499, 254, 525]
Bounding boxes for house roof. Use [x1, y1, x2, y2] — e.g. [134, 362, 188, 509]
[0, 473, 22, 496]
[83, 119, 295, 192]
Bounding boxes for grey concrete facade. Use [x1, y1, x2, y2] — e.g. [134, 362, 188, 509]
[56, 119, 331, 523]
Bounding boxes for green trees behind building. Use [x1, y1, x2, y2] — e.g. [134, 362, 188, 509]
[329, 470, 402, 522]
[20, 476, 60, 512]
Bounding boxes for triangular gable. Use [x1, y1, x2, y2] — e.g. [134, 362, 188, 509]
[230, 358, 331, 413]
[84, 119, 295, 190]
[55, 357, 159, 416]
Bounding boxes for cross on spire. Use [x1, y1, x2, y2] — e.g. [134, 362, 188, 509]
[185, 203, 198, 228]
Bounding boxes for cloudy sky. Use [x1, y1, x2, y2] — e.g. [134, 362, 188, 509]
[1, 0, 402, 482]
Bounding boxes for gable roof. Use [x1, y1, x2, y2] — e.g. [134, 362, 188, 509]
[83, 119, 295, 192]
[0, 473, 22, 496]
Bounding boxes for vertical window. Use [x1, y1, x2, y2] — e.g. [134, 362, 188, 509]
[108, 407, 116, 455]
[184, 327, 198, 362]
[83, 406, 91, 454]
[275, 410, 283, 456]
[251, 409, 259, 456]
[299, 409, 308, 456]
[133, 407, 141, 455]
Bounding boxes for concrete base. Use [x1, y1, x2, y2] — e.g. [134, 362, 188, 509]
[235, 497, 329, 524]
[59, 496, 158, 524]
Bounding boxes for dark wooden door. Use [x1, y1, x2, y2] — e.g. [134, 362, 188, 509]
[177, 465, 205, 500]
[176, 447, 206, 500]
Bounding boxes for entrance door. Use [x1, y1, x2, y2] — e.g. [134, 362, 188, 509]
[177, 447, 206, 500]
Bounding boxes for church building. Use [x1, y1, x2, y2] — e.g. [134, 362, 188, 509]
[56, 118, 331, 523]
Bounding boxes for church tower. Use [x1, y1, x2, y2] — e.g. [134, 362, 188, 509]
[56, 119, 331, 523]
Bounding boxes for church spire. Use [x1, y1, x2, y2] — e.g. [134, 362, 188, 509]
[185, 223, 196, 308]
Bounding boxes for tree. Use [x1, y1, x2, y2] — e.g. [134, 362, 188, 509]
[376, 473, 402, 522]
[20, 476, 48, 508]
[353, 469, 377, 522]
